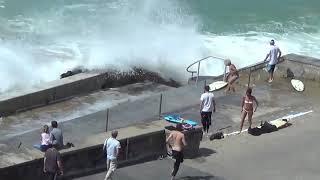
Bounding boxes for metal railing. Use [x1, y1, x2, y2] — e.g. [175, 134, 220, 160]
[186, 56, 227, 85]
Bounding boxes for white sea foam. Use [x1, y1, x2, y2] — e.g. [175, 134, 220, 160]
[0, 0, 319, 93]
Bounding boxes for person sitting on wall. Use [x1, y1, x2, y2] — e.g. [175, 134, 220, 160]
[50, 121, 74, 150]
[33, 125, 52, 152]
[50, 121, 64, 150]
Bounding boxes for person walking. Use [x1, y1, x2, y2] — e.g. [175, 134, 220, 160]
[224, 59, 239, 93]
[103, 130, 121, 180]
[166, 123, 187, 180]
[200, 85, 216, 135]
[264, 39, 282, 83]
[43, 144, 63, 180]
[240, 88, 259, 133]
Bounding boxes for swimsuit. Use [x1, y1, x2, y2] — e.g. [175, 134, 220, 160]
[243, 97, 254, 113]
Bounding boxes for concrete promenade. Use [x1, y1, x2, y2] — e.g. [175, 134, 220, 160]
[77, 109, 320, 180]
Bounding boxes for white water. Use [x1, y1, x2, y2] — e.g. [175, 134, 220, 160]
[0, 0, 320, 93]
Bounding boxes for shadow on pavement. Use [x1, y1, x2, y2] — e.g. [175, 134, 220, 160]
[199, 148, 217, 157]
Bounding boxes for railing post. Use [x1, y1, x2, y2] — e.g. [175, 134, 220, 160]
[126, 138, 130, 160]
[203, 80, 207, 92]
[159, 94, 163, 119]
[247, 68, 252, 87]
[106, 108, 109, 132]
[195, 61, 201, 86]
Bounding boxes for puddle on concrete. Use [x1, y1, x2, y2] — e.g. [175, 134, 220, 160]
[0, 82, 173, 139]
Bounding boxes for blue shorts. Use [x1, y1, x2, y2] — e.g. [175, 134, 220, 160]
[267, 64, 276, 73]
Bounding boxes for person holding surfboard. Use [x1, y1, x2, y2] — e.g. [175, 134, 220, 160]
[264, 39, 282, 83]
[224, 59, 239, 93]
[240, 87, 259, 133]
[200, 85, 216, 135]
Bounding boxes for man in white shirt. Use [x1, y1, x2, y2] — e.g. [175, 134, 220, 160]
[200, 85, 216, 134]
[103, 130, 121, 180]
[264, 39, 282, 83]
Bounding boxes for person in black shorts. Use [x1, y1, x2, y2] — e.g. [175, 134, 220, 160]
[201, 111, 212, 133]
[166, 123, 187, 180]
[200, 86, 216, 135]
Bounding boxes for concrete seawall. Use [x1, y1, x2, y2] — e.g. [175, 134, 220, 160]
[0, 122, 203, 180]
[0, 53, 318, 117]
[0, 130, 166, 180]
[278, 54, 320, 81]
[0, 69, 179, 117]
[0, 72, 103, 116]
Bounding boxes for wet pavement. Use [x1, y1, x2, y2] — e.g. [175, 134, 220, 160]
[0, 82, 173, 138]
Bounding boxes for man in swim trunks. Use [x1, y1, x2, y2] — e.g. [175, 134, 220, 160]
[264, 39, 282, 83]
[166, 123, 187, 180]
[224, 59, 239, 93]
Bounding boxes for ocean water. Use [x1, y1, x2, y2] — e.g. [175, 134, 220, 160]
[0, 0, 319, 92]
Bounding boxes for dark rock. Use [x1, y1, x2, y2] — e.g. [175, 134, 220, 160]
[60, 69, 83, 79]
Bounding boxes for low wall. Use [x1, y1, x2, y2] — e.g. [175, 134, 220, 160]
[0, 68, 180, 117]
[165, 126, 203, 158]
[0, 130, 166, 180]
[0, 73, 105, 117]
[277, 54, 320, 81]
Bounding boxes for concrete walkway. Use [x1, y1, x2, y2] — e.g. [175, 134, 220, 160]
[76, 108, 320, 180]
[77, 159, 224, 180]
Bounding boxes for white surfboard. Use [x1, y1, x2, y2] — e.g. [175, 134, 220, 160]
[291, 79, 304, 92]
[209, 81, 228, 91]
[270, 119, 288, 129]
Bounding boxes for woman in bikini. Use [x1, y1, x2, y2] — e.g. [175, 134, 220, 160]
[224, 59, 239, 93]
[240, 87, 259, 133]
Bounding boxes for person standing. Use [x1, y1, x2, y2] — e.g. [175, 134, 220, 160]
[240, 88, 259, 133]
[103, 130, 121, 180]
[224, 59, 239, 93]
[43, 144, 63, 180]
[264, 39, 282, 83]
[50, 121, 64, 150]
[166, 123, 187, 180]
[200, 85, 216, 135]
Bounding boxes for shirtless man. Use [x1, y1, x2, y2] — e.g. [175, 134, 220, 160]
[224, 59, 239, 93]
[166, 123, 187, 180]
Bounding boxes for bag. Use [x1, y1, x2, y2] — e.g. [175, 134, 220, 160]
[261, 121, 277, 133]
[209, 131, 224, 141]
[248, 127, 262, 136]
